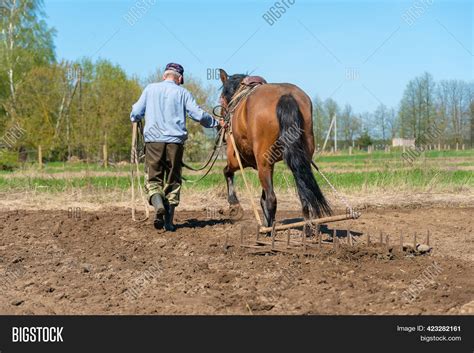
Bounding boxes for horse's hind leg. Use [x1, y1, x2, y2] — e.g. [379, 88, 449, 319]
[302, 204, 315, 237]
[258, 166, 277, 230]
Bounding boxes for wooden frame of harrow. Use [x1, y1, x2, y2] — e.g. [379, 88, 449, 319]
[239, 211, 362, 254]
[238, 213, 432, 256]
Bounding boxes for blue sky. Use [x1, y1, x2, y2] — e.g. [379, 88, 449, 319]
[44, 0, 473, 113]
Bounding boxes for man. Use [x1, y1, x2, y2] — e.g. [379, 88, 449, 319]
[130, 63, 220, 231]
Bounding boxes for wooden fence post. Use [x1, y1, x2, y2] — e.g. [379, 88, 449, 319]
[38, 145, 43, 169]
[103, 144, 108, 168]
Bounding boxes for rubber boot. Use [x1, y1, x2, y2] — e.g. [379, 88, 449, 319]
[151, 194, 165, 229]
[164, 204, 177, 232]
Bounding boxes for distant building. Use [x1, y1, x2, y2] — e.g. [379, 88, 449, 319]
[392, 138, 415, 147]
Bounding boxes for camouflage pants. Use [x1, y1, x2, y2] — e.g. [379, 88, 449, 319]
[144, 142, 184, 207]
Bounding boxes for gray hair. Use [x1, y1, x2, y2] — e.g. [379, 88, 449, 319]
[163, 70, 182, 81]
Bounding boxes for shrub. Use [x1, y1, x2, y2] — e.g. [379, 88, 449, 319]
[0, 150, 20, 171]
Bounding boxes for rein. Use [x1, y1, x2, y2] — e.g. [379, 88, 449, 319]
[223, 83, 261, 125]
[181, 83, 261, 182]
[181, 127, 226, 184]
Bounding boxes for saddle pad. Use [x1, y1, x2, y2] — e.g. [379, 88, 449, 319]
[242, 76, 267, 86]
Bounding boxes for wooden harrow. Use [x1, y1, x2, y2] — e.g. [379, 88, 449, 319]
[239, 211, 361, 255]
[226, 131, 432, 257]
[238, 212, 433, 257]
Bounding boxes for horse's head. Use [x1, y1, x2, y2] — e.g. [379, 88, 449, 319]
[218, 69, 247, 109]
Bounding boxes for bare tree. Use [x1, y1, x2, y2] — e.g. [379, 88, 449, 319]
[311, 96, 326, 149]
[399, 72, 436, 140]
[470, 88, 474, 148]
[340, 103, 361, 148]
[373, 103, 388, 141]
[386, 107, 398, 139]
[437, 80, 471, 144]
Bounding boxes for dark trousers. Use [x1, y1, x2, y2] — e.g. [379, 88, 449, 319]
[145, 142, 184, 207]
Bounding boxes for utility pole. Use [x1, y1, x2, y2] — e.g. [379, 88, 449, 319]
[334, 113, 337, 152]
[321, 114, 336, 154]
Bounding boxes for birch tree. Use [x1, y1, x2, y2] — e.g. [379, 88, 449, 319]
[0, 0, 55, 120]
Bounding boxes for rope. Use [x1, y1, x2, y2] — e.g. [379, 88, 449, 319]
[182, 128, 224, 172]
[228, 129, 262, 226]
[130, 122, 150, 222]
[182, 128, 226, 184]
[311, 160, 356, 217]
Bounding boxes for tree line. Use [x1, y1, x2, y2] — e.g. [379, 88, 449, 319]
[0, 0, 216, 168]
[1, 0, 473, 170]
[313, 72, 474, 150]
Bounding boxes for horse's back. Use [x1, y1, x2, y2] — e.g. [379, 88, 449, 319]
[253, 83, 311, 103]
[242, 83, 315, 163]
[247, 83, 312, 124]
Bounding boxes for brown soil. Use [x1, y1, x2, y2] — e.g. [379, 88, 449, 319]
[0, 207, 472, 315]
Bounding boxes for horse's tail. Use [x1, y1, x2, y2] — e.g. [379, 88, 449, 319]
[276, 94, 332, 218]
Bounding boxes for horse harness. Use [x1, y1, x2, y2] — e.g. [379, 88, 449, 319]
[222, 76, 267, 129]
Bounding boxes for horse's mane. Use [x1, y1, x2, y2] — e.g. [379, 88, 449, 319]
[222, 74, 247, 104]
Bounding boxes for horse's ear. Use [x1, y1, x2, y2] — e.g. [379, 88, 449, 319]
[219, 69, 228, 84]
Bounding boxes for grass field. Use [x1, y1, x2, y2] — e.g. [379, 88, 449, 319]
[0, 149, 472, 195]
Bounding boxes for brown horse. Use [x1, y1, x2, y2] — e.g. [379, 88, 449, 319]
[219, 69, 332, 232]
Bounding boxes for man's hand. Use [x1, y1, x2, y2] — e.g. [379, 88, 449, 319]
[217, 119, 228, 131]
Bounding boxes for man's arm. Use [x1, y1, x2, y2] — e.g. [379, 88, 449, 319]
[130, 86, 148, 122]
[184, 90, 219, 128]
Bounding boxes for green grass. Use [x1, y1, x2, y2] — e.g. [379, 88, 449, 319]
[0, 175, 132, 191]
[314, 149, 474, 163]
[0, 168, 471, 193]
[0, 149, 472, 194]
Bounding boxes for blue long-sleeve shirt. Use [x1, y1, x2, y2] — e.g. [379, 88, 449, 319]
[130, 79, 219, 143]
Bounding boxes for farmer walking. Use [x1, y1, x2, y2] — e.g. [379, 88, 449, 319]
[130, 63, 221, 231]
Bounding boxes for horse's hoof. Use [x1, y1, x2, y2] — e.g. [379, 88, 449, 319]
[303, 224, 314, 238]
[229, 205, 244, 221]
